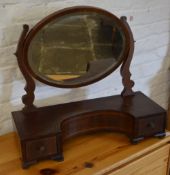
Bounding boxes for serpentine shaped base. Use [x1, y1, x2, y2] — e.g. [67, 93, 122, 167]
[12, 92, 166, 168]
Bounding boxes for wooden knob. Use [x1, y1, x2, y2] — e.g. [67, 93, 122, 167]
[39, 146, 46, 152]
[147, 122, 155, 129]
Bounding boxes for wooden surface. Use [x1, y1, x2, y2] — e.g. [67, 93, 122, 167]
[109, 144, 170, 175]
[167, 106, 170, 130]
[0, 132, 170, 175]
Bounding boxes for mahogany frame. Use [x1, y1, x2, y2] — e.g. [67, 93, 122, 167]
[15, 6, 135, 112]
[12, 6, 166, 169]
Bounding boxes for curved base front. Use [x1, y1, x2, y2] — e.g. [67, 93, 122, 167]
[12, 92, 166, 168]
[60, 110, 134, 141]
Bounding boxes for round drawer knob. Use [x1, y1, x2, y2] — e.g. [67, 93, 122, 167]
[147, 122, 155, 129]
[39, 146, 46, 152]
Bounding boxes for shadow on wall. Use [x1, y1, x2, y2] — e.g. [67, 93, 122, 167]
[150, 47, 170, 108]
[0, 67, 19, 134]
[34, 87, 88, 107]
[149, 29, 170, 128]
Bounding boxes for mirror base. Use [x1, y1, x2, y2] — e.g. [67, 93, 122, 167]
[12, 91, 166, 168]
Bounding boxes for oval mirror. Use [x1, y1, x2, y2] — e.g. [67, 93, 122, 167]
[25, 7, 129, 88]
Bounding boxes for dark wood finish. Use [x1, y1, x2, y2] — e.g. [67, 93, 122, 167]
[12, 92, 166, 168]
[15, 25, 36, 112]
[12, 6, 166, 168]
[120, 16, 135, 96]
[17, 6, 134, 90]
[15, 6, 135, 111]
[26, 136, 57, 161]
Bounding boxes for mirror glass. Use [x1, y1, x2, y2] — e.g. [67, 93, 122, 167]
[28, 11, 126, 86]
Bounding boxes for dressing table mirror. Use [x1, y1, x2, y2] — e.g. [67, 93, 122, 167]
[12, 6, 166, 168]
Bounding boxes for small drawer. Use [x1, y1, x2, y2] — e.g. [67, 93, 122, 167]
[26, 136, 57, 161]
[137, 115, 165, 137]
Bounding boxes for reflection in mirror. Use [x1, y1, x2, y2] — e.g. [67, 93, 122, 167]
[28, 12, 125, 84]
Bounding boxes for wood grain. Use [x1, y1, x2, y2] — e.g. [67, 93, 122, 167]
[167, 106, 170, 130]
[108, 145, 170, 175]
[0, 132, 170, 175]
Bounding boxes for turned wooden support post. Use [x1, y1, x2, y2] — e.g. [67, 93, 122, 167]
[120, 16, 135, 97]
[15, 24, 36, 112]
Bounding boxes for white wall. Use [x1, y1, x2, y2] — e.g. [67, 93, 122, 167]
[0, 0, 170, 135]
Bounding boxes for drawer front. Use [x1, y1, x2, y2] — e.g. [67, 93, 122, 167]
[108, 144, 170, 175]
[26, 136, 57, 161]
[137, 115, 165, 137]
[62, 111, 133, 140]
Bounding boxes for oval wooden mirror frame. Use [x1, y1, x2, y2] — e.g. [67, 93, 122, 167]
[24, 7, 129, 88]
[15, 6, 135, 111]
